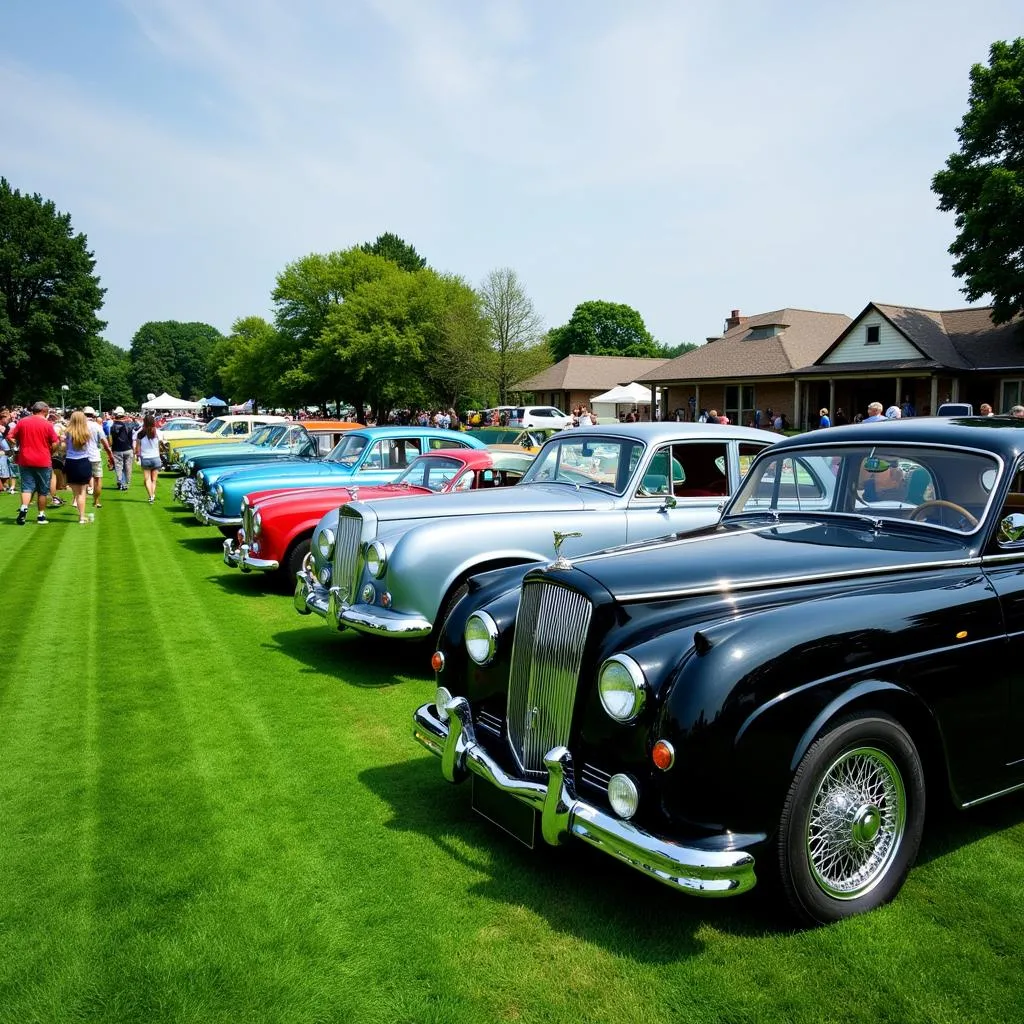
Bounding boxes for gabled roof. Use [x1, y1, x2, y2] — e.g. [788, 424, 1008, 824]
[517, 354, 669, 391]
[638, 308, 851, 383]
[805, 302, 1023, 373]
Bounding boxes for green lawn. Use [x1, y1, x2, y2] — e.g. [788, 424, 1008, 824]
[1, 472, 1022, 1024]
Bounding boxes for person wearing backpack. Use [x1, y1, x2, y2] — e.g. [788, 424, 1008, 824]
[109, 407, 137, 491]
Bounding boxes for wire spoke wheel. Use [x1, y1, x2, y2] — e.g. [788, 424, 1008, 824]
[806, 746, 906, 900]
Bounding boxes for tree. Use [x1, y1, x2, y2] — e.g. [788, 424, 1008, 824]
[547, 300, 661, 362]
[932, 38, 1024, 324]
[658, 341, 700, 358]
[214, 316, 282, 410]
[0, 178, 106, 405]
[78, 338, 133, 411]
[128, 321, 223, 404]
[478, 268, 550, 404]
[360, 232, 427, 272]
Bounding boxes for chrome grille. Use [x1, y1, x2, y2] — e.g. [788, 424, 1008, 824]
[331, 513, 363, 601]
[506, 579, 592, 775]
[242, 503, 254, 543]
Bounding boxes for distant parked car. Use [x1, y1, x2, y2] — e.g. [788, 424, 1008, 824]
[936, 403, 974, 416]
[508, 406, 574, 429]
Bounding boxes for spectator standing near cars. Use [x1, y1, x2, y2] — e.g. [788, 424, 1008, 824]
[980, 403, 994, 416]
[818, 408, 831, 428]
[0, 408, 15, 493]
[134, 413, 162, 503]
[109, 407, 136, 490]
[63, 411, 95, 523]
[864, 402, 886, 422]
[83, 407, 114, 508]
[9, 401, 58, 525]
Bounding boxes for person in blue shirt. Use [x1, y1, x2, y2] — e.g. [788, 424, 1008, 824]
[818, 408, 831, 429]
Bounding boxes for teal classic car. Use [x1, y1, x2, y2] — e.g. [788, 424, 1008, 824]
[193, 426, 486, 532]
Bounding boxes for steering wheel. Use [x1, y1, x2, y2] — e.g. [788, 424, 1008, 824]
[909, 500, 978, 527]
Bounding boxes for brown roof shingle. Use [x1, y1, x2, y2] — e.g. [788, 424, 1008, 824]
[518, 354, 669, 391]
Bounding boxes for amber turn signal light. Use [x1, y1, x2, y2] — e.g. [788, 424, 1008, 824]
[651, 740, 675, 771]
[431, 651, 445, 673]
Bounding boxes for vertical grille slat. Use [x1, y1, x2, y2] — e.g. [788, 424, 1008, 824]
[331, 514, 363, 601]
[242, 504, 253, 543]
[506, 579, 592, 775]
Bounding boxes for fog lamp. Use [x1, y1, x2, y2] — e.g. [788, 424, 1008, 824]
[380, 591, 392, 608]
[608, 774, 639, 819]
[431, 651, 445, 673]
[434, 684, 452, 719]
[318, 567, 331, 586]
[651, 740, 675, 771]
[361, 583, 376, 604]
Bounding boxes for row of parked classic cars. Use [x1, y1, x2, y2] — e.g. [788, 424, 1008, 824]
[164, 412, 1024, 926]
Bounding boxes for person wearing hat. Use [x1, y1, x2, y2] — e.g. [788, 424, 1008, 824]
[109, 407, 137, 491]
[83, 407, 115, 508]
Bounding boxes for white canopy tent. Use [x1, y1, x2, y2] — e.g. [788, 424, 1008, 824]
[141, 392, 203, 411]
[590, 381, 653, 422]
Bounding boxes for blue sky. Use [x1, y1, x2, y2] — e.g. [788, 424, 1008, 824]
[3, 1, 1021, 351]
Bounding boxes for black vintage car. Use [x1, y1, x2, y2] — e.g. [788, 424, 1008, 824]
[413, 417, 1024, 925]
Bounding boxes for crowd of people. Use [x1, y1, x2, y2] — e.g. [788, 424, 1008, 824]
[0, 402, 162, 524]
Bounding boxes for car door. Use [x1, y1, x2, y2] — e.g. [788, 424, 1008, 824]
[624, 439, 768, 542]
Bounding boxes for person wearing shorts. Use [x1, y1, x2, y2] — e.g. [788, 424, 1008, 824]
[83, 406, 114, 508]
[63, 411, 94, 523]
[8, 401, 58, 525]
[134, 413, 162, 503]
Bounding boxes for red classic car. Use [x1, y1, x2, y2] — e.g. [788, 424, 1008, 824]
[222, 447, 535, 582]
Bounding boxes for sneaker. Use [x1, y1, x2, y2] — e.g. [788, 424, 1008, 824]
[50, 497, 65, 508]
[79, 518, 88, 524]
[36, 514, 49, 525]
[16, 507, 27, 525]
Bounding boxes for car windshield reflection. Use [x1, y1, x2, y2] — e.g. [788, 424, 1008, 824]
[727, 444, 1001, 534]
[522, 436, 644, 494]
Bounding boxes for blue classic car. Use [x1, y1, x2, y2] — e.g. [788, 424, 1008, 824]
[415, 417, 1024, 924]
[193, 427, 486, 531]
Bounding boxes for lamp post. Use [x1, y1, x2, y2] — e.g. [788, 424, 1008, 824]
[61, 384, 69, 415]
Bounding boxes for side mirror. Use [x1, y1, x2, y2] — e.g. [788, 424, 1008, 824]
[658, 495, 678, 512]
[999, 512, 1024, 543]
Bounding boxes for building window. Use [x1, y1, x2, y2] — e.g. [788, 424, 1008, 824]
[865, 325, 880, 345]
[1001, 381, 1023, 414]
[725, 385, 755, 426]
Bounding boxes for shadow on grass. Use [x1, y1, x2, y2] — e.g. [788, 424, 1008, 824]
[360, 756, 783, 955]
[178, 536, 228, 553]
[168, 513, 202, 526]
[916, 787, 1024, 868]
[267, 627, 432, 686]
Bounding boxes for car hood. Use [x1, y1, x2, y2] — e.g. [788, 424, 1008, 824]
[248, 485, 361, 511]
[189, 448, 299, 470]
[569, 516, 971, 601]
[352, 481, 611, 522]
[218, 460, 356, 494]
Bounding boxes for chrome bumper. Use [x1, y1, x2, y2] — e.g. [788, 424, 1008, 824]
[293, 556, 330, 616]
[196, 502, 241, 528]
[172, 477, 197, 502]
[328, 587, 432, 638]
[222, 538, 280, 573]
[413, 697, 757, 898]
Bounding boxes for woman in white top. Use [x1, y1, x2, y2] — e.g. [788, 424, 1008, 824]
[134, 413, 161, 503]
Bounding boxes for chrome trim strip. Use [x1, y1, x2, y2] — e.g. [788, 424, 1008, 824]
[980, 552, 1024, 565]
[961, 779, 1024, 809]
[338, 604, 432, 638]
[413, 698, 756, 897]
[618, 556, 982, 604]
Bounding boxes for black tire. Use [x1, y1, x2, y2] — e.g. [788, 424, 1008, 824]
[776, 713, 925, 926]
[284, 537, 312, 585]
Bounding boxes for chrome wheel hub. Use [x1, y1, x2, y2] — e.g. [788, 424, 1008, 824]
[806, 746, 906, 900]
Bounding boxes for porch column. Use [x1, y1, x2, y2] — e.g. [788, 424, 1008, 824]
[828, 379, 835, 417]
[951, 378, 960, 402]
[695, 384, 700, 421]
[930, 377, 939, 415]
[793, 379, 801, 431]
[895, 376, 902, 407]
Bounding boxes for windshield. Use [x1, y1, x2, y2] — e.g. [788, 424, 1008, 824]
[393, 455, 465, 492]
[204, 418, 225, 433]
[326, 433, 370, 465]
[247, 425, 280, 445]
[522, 435, 644, 494]
[727, 444, 1001, 535]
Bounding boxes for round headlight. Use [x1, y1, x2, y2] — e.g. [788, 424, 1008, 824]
[608, 774, 639, 819]
[317, 528, 335, 559]
[464, 611, 498, 665]
[435, 685, 452, 722]
[252, 510, 262, 535]
[365, 541, 387, 579]
[597, 654, 647, 722]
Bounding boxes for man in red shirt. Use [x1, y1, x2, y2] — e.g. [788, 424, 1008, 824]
[9, 401, 59, 525]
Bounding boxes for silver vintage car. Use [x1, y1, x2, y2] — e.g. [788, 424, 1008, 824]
[294, 423, 776, 641]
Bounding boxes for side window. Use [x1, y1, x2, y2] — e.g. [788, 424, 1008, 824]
[672, 442, 730, 498]
[738, 443, 768, 484]
[636, 445, 673, 497]
[428, 437, 466, 450]
[388, 438, 422, 468]
[232, 421, 249, 435]
[316, 434, 337, 456]
[359, 440, 388, 471]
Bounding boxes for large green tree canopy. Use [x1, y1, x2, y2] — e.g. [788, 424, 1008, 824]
[547, 300, 661, 362]
[932, 38, 1024, 324]
[128, 320, 223, 404]
[359, 232, 427, 272]
[0, 178, 106, 405]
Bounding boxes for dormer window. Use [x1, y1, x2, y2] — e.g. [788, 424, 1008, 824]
[865, 325, 880, 345]
[747, 324, 785, 340]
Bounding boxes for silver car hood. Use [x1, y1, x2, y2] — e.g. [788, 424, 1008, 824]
[352, 481, 613, 522]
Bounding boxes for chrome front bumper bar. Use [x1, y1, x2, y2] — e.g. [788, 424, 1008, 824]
[222, 538, 280, 573]
[413, 697, 757, 897]
[328, 587, 432, 638]
[293, 555, 330, 616]
[195, 502, 242, 528]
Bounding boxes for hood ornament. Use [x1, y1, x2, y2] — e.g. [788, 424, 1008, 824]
[550, 530, 583, 570]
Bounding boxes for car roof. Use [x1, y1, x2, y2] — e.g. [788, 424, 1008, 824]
[769, 416, 1024, 462]
[539, 422, 777, 444]
[298, 420, 362, 431]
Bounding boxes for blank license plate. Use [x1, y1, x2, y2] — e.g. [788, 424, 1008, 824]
[471, 776, 536, 848]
